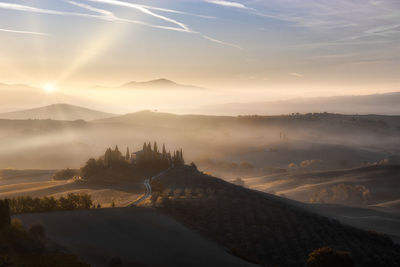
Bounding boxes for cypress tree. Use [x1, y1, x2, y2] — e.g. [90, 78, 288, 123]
[168, 151, 172, 164]
[0, 199, 10, 230]
[162, 144, 167, 159]
[126, 147, 130, 161]
[154, 142, 158, 154]
[142, 142, 146, 152]
[180, 148, 184, 164]
[104, 148, 112, 166]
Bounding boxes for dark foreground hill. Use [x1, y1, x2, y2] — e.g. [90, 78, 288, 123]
[151, 165, 400, 266]
[16, 207, 254, 267]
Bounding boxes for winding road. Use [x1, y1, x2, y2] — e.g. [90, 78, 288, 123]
[128, 167, 171, 207]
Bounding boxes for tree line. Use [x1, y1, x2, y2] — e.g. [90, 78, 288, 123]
[80, 142, 184, 182]
[3, 193, 92, 214]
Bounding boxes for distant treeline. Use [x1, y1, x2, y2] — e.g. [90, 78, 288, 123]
[6, 193, 92, 214]
[80, 142, 184, 183]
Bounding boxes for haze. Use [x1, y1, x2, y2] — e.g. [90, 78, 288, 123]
[1, 1, 400, 266]
[0, 0, 399, 114]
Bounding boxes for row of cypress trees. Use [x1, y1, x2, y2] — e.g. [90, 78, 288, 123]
[102, 142, 184, 167]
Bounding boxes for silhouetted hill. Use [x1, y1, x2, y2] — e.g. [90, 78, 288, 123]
[0, 104, 116, 121]
[152, 165, 400, 266]
[197, 92, 400, 115]
[16, 207, 254, 267]
[0, 83, 78, 113]
[95, 79, 204, 90]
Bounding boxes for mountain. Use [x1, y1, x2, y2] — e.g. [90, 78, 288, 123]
[196, 92, 400, 115]
[0, 103, 116, 121]
[95, 78, 204, 90]
[0, 83, 75, 112]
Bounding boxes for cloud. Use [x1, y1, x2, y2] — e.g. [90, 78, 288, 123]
[202, 35, 242, 49]
[0, 28, 49, 36]
[80, 0, 241, 48]
[205, 0, 250, 9]
[67, 1, 115, 19]
[85, 0, 190, 32]
[288, 72, 304, 78]
[0, 1, 241, 49]
[0, 2, 65, 15]
[0, 1, 189, 32]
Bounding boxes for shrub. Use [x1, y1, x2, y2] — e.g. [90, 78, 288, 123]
[53, 168, 79, 180]
[108, 257, 123, 267]
[307, 247, 354, 267]
[0, 199, 11, 229]
[29, 224, 45, 239]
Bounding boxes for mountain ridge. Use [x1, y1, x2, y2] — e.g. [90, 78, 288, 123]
[94, 78, 205, 90]
[195, 91, 400, 115]
[0, 103, 116, 121]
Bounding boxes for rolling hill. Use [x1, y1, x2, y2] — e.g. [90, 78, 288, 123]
[196, 92, 400, 115]
[0, 83, 79, 113]
[16, 207, 255, 267]
[150, 165, 400, 266]
[0, 104, 116, 121]
[11, 164, 400, 266]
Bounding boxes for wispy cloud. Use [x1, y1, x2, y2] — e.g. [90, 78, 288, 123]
[288, 72, 304, 78]
[0, 27, 49, 36]
[202, 35, 242, 49]
[205, 0, 250, 9]
[0, 2, 64, 15]
[85, 0, 190, 32]
[0, 1, 240, 49]
[83, 0, 241, 48]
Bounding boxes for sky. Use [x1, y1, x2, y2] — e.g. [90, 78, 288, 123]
[0, 0, 399, 108]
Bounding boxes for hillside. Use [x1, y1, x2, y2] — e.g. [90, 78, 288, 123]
[197, 92, 400, 115]
[16, 208, 254, 267]
[1, 110, 399, 169]
[0, 104, 116, 121]
[243, 165, 400, 208]
[150, 165, 400, 266]
[0, 83, 77, 113]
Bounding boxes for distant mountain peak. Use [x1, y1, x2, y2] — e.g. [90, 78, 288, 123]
[109, 78, 203, 91]
[120, 78, 182, 88]
[147, 78, 177, 85]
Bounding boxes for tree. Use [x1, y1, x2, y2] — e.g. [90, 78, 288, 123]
[307, 247, 354, 267]
[29, 224, 45, 239]
[81, 158, 99, 179]
[180, 148, 184, 164]
[104, 148, 112, 166]
[111, 146, 122, 162]
[142, 142, 147, 152]
[53, 168, 78, 180]
[154, 142, 158, 154]
[125, 147, 130, 161]
[0, 199, 10, 230]
[108, 257, 122, 267]
[162, 144, 167, 159]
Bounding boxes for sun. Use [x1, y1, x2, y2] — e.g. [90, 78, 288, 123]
[43, 83, 57, 93]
